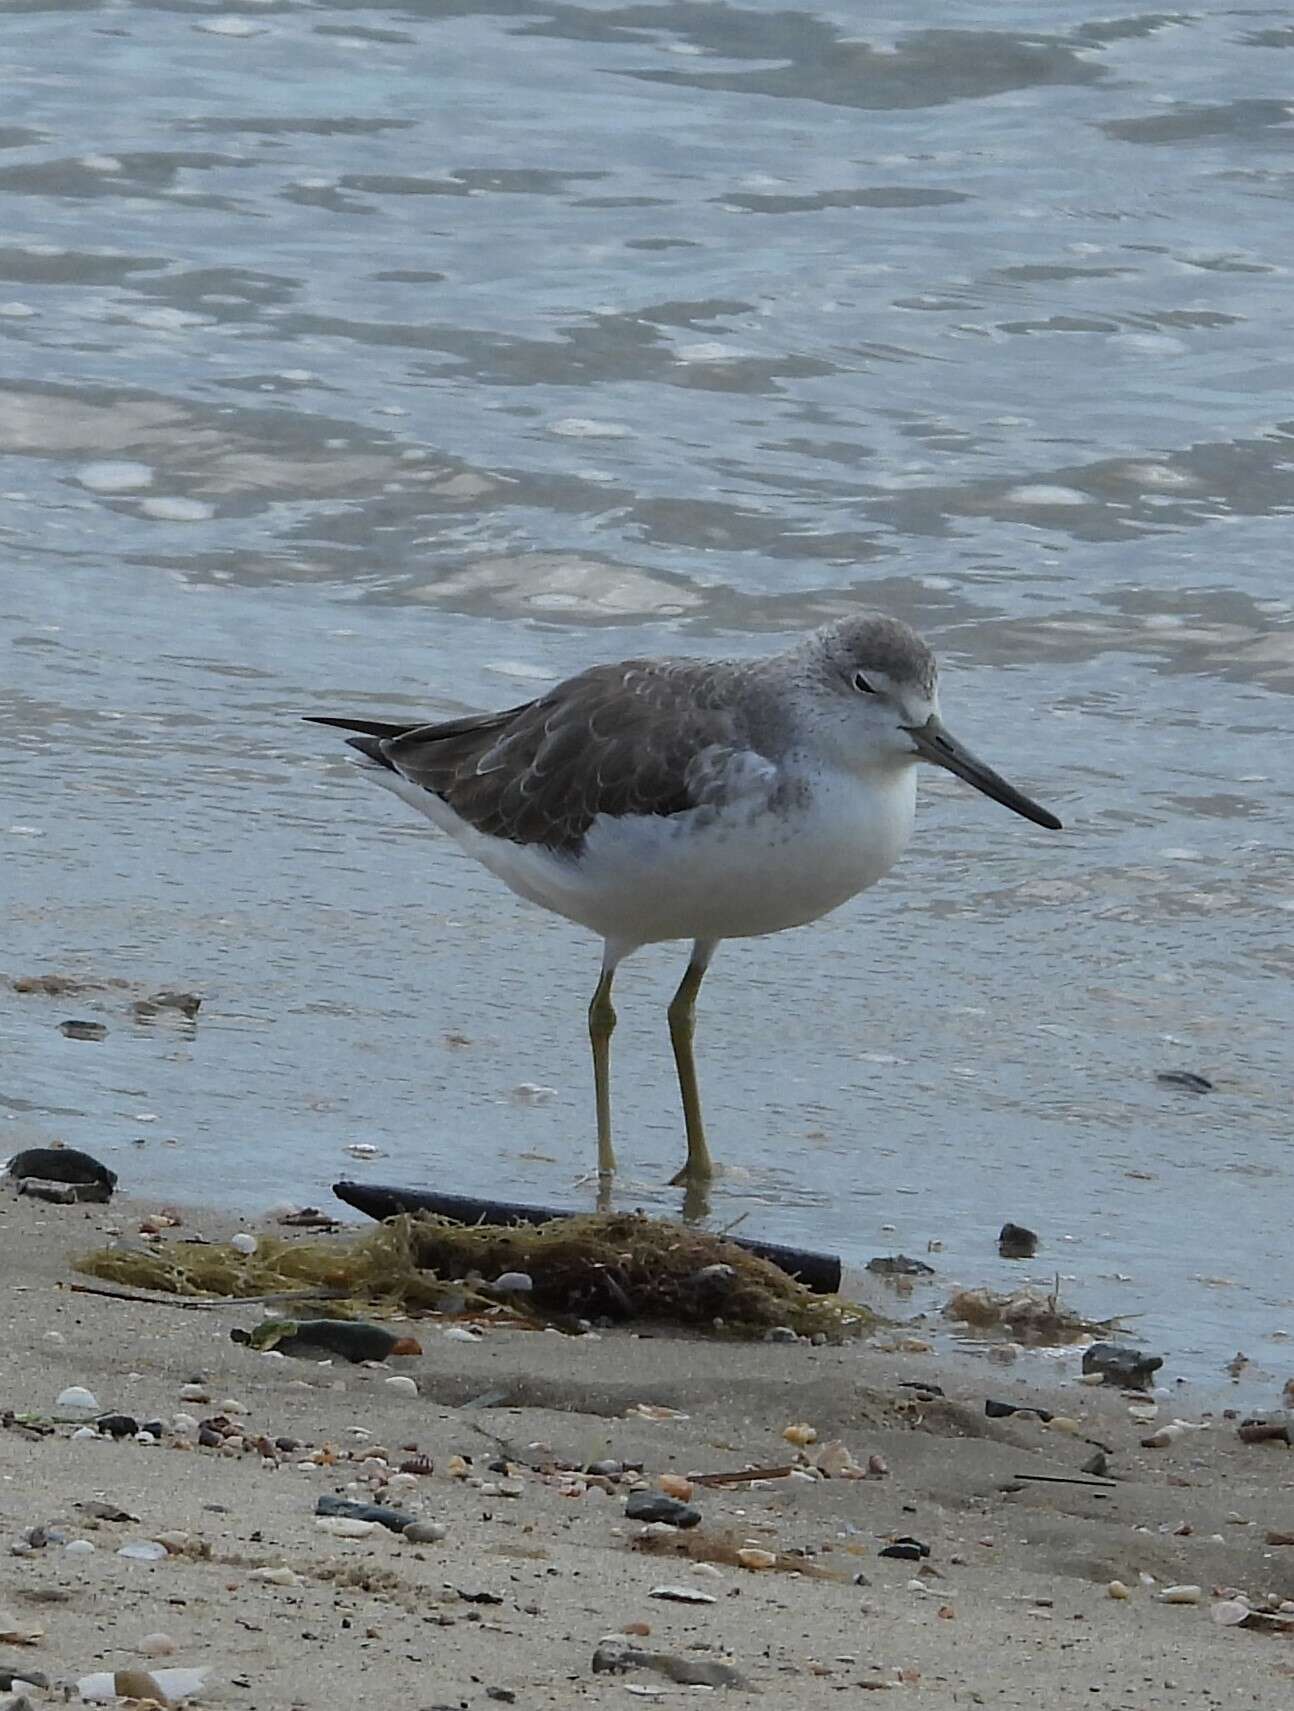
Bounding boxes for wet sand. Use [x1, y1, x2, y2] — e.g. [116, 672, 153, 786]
[1, 1192, 1291, 1709]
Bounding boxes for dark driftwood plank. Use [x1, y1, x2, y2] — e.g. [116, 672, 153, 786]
[332, 1180, 843, 1295]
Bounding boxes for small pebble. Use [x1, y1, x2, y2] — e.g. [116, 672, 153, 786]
[403, 1521, 447, 1545]
[782, 1423, 818, 1447]
[1157, 1584, 1203, 1605]
[736, 1548, 777, 1570]
[230, 1233, 257, 1256]
[493, 1272, 533, 1293]
[179, 1384, 210, 1403]
[64, 1539, 96, 1555]
[139, 1633, 177, 1656]
[1107, 1580, 1132, 1600]
[657, 1475, 694, 1501]
[385, 1376, 419, 1397]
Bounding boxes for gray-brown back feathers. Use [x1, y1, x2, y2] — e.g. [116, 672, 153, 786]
[310, 612, 933, 855]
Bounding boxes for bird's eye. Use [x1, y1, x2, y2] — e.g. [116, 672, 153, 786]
[853, 672, 876, 695]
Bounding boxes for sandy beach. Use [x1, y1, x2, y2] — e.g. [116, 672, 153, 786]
[2, 1190, 1292, 1710]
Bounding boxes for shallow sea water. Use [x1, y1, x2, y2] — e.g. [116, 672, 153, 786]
[2, 0, 1292, 1394]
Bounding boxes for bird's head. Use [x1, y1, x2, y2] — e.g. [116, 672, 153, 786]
[803, 613, 1063, 831]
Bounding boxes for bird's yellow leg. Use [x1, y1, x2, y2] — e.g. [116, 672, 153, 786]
[588, 966, 618, 1177]
[668, 941, 717, 1185]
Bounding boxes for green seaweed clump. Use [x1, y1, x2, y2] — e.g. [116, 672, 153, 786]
[76, 1212, 872, 1341]
[75, 1216, 453, 1317]
[406, 1210, 870, 1340]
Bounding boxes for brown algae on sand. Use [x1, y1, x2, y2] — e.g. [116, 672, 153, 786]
[943, 1280, 1126, 1345]
[76, 1212, 872, 1340]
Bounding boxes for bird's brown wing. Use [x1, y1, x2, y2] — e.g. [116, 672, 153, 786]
[369, 659, 766, 854]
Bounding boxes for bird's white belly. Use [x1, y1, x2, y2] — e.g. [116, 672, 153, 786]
[375, 763, 917, 948]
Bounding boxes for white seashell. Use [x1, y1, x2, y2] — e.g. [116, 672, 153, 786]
[384, 1375, 418, 1396]
[64, 1539, 96, 1555]
[230, 1233, 257, 1255]
[1212, 1600, 1252, 1626]
[250, 1565, 305, 1585]
[116, 1540, 168, 1562]
[1157, 1584, 1203, 1605]
[316, 1516, 379, 1539]
[77, 1665, 209, 1702]
[56, 1386, 99, 1411]
[649, 1585, 717, 1603]
[442, 1325, 480, 1342]
[71, 1425, 98, 1440]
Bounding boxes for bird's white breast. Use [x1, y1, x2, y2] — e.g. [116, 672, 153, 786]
[370, 757, 917, 950]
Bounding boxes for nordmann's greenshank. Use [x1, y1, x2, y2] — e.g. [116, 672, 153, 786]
[310, 613, 1062, 1186]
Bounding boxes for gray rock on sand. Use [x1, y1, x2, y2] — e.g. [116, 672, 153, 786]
[402, 1521, 447, 1545]
[593, 1643, 746, 1689]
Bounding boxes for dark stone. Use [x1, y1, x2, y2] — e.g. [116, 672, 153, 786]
[984, 1399, 1053, 1422]
[1156, 1070, 1213, 1094]
[316, 1494, 411, 1533]
[138, 1420, 165, 1439]
[59, 1019, 108, 1041]
[625, 1491, 702, 1529]
[866, 1254, 936, 1277]
[997, 1222, 1038, 1260]
[0, 1668, 49, 1691]
[1081, 1343, 1163, 1390]
[879, 1536, 930, 1561]
[5, 1147, 117, 1192]
[96, 1414, 138, 1438]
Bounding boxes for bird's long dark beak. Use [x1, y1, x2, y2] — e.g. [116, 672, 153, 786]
[904, 715, 1062, 831]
